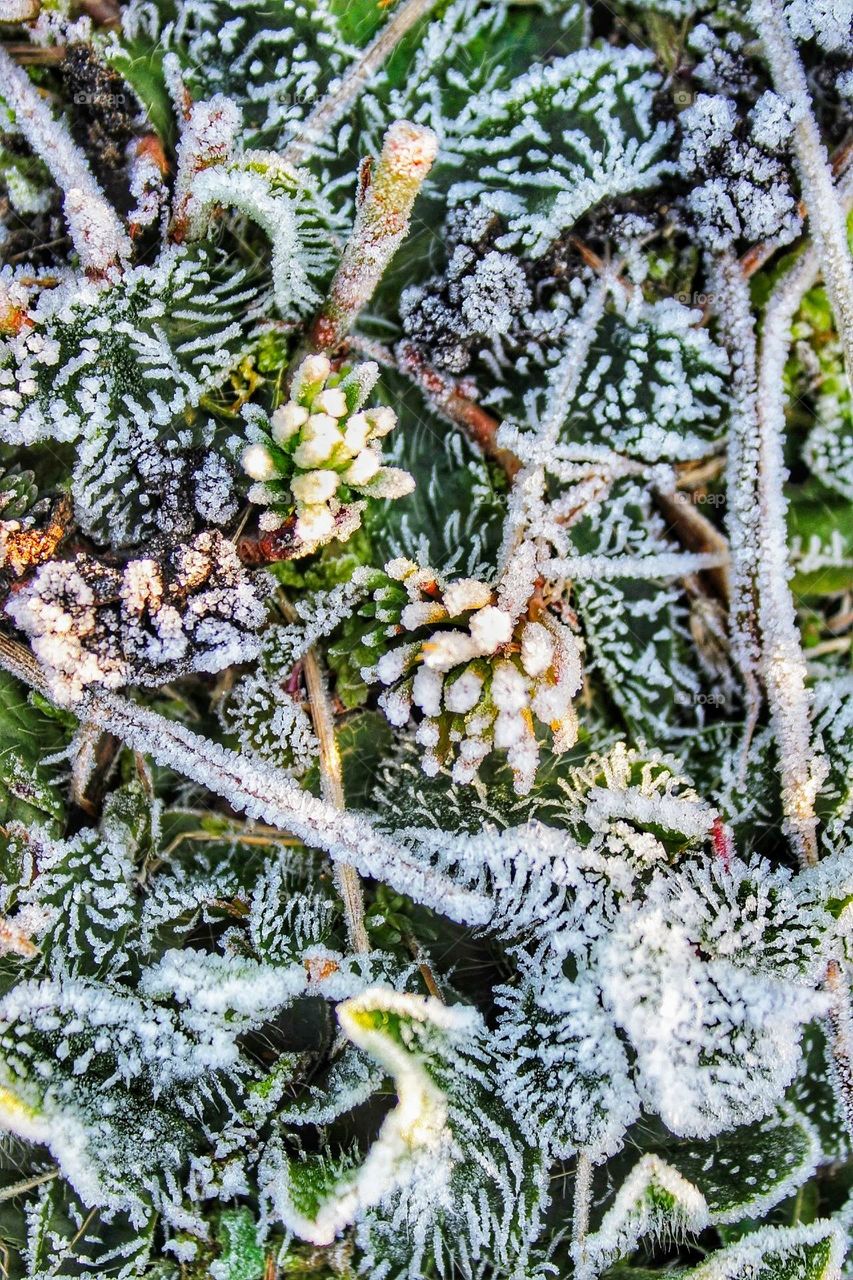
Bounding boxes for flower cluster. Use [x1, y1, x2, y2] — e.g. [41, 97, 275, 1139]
[241, 355, 413, 551]
[353, 558, 582, 794]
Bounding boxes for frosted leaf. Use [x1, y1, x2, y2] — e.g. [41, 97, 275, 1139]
[0, 244, 265, 546]
[261, 986, 547, 1279]
[446, 48, 674, 255]
[596, 901, 828, 1137]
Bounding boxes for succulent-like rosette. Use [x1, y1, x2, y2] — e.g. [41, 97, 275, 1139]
[241, 355, 413, 552]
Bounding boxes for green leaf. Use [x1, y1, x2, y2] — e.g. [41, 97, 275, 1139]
[214, 1208, 265, 1280]
[682, 1220, 845, 1280]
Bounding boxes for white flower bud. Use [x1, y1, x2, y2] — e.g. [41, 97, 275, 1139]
[412, 664, 443, 716]
[242, 443, 277, 482]
[271, 402, 308, 443]
[421, 630, 480, 672]
[314, 388, 348, 418]
[295, 354, 331, 393]
[469, 605, 513, 652]
[444, 668, 484, 713]
[296, 504, 335, 543]
[520, 620, 555, 676]
[343, 412, 371, 454]
[443, 578, 493, 616]
[292, 415, 342, 468]
[342, 449, 381, 486]
[291, 469, 339, 504]
[366, 406, 397, 437]
[401, 601, 448, 631]
[492, 660, 528, 713]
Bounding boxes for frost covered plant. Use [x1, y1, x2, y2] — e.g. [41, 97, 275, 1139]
[340, 557, 582, 792]
[241, 354, 413, 551]
[0, 0, 851, 1276]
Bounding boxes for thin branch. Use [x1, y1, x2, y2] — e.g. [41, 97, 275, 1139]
[0, 46, 129, 274]
[395, 339, 521, 478]
[754, 246, 825, 866]
[825, 959, 853, 1143]
[0, 633, 486, 926]
[710, 251, 763, 777]
[0, 1168, 58, 1203]
[571, 1150, 593, 1280]
[301, 643, 370, 954]
[281, 0, 440, 169]
[752, 0, 853, 386]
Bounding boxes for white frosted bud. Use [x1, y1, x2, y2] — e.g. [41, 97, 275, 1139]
[385, 557, 418, 581]
[492, 660, 528, 713]
[443, 578, 493, 616]
[296, 504, 335, 543]
[291, 469, 339, 503]
[294, 354, 331, 397]
[242, 443, 277, 482]
[401, 601, 448, 631]
[342, 449, 381, 486]
[421, 630, 480, 672]
[271, 402, 308, 443]
[520, 620, 555, 676]
[366, 406, 397, 437]
[415, 719, 441, 748]
[314, 387, 348, 418]
[343, 412, 371, 454]
[292, 415, 341, 468]
[379, 685, 412, 727]
[494, 710, 525, 748]
[469, 605, 513, 652]
[412, 664, 443, 716]
[444, 668, 484, 713]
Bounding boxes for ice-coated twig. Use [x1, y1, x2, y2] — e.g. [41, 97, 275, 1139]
[0, 0, 40, 18]
[497, 277, 611, 578]
[0, 633, 488, 927]
[572, 1150, 593, 1280]
[0, 46, 130, 274]
[542, 551, 729, 581]
[752, 0, 853, 386]
[755, 246, 826, 866]
[710, 252, 763, 775]
[282, 0, 440, 168]
[825, 959, 853, 1142]
[304, 121, 438, 355]
[300, 642, 370, 954]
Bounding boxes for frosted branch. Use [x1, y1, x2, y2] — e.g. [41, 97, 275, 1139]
[282, 0, 440, 168]
[752, 0, 853, 387]
[755, 247, 826, 865]
[542, 551, 730, 581]
[300, 639, 370, 954]
[0, 46, 130, 274]
[305, 121, 438, 354]
[710, 252, 763, 771]
[0, 633, 486, 927]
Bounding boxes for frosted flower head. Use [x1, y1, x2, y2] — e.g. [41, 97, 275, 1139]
[239, 357, 413, 556]
[348, 559, 583, 794]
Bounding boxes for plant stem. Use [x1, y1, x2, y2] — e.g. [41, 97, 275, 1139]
[282, 0, 440, 169]
[752, 0, 853, 387]
[755, 247, 826, 866]
[572, 1150, 593, 1280]
[300, 643, 370, 954]
[825, 959, 853, 1142]
[302, 121, 437, 356]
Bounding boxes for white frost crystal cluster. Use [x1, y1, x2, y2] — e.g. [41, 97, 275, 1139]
[5, 530, 265, 703]
[363, 558, 582, 792]
[241, 355, 413, 550]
